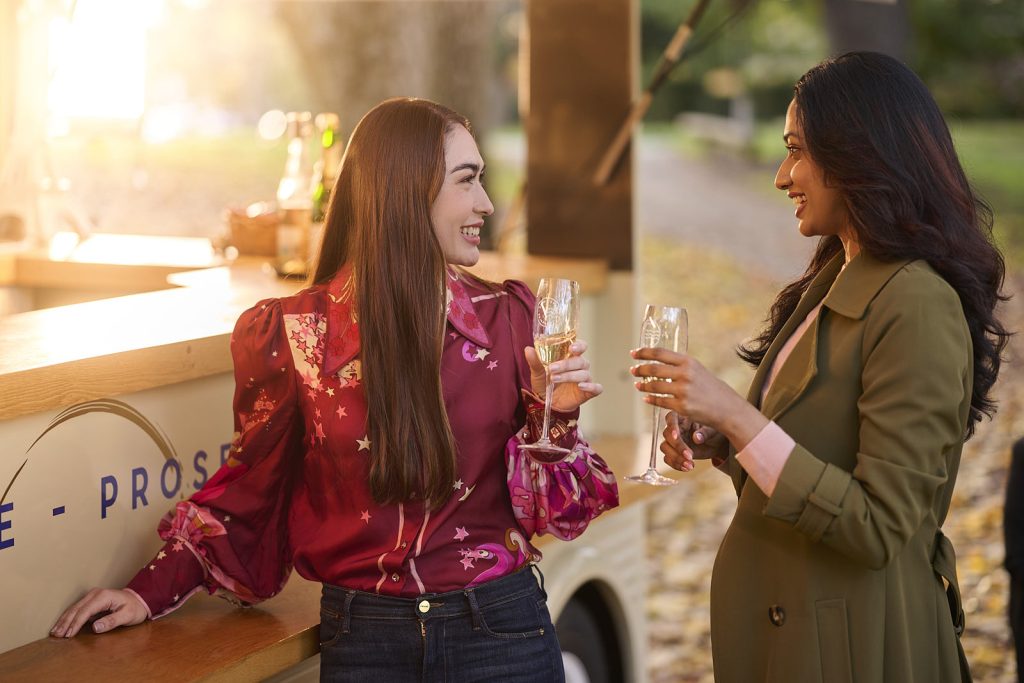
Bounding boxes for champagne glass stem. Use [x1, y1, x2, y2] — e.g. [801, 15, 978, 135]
[648, 406, 662, 471]
[540, 369, 554, 444]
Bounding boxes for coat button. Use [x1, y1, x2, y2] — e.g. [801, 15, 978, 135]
[768, 605, 786, 627]
[418, 600, 430, 614]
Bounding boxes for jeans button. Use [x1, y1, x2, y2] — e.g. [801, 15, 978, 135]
[418, 600, 430, 614]
[768, 605, 786, 627]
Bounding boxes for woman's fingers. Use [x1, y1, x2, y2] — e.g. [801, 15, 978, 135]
[631, 347, 685, 364]
[551, 369, 592, 384]
[52, 588, 147, 638]
[92, 594, 148, 634]
[56, 589, 111, 638]
[549, 355, 590, 375]
[660, 439, 694, 472]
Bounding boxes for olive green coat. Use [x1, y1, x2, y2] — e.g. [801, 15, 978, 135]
[713, 253, 972, 682]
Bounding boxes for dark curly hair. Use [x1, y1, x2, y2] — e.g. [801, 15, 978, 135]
[739, 52, 1010, 437]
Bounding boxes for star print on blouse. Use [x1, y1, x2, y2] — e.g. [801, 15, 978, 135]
[336, 406, 347, 419]
[360, 511, 371, 523]
[453, 479, 464, 490]
[357, 436, 371, 451]
[487, 360, 498, 371]
[157, 551, 166, 560]
[460, 555, 476, 570]
[172, 541, 184, 552]
[475, 348, 490, 360]
[453, 527, 469, 541]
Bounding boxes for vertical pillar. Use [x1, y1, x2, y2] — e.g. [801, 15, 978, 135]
[526, 0, 637, 272]
[526, 0, 639, 439]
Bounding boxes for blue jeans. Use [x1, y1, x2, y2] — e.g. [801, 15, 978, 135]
[319, 566, 565, 682]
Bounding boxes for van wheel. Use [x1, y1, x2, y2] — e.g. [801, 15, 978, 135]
[557, 598, 610, 683]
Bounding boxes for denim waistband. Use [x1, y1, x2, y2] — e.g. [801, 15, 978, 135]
[321, 564, 544, 623]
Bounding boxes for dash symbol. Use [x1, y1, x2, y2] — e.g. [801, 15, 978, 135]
[52, 506, 65, 516]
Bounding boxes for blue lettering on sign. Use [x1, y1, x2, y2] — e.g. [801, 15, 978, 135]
[161, 459, 182, 499]
[193, 450, 208, 490]
[131, 467, 149, 509]
[100, 475, 118, 519]
[0, 501, 13, 550]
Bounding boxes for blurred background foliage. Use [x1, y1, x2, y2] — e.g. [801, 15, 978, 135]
[641, 0, 1024, 121]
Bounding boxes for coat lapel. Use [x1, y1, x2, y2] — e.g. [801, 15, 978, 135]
[746, 253, 844, 408]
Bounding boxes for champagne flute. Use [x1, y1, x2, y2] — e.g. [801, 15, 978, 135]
[519, 278, 580, 456]
[626, 304, 688, 486]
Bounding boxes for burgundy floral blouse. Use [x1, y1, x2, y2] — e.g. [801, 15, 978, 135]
[126, 265, 619, 618]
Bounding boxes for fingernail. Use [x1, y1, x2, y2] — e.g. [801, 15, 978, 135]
[94, 622, 105, 633]
[693, 432, 704, 444]
[672, 430, 679, 440]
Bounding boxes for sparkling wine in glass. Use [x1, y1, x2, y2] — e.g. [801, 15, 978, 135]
[519, 278, 580, 456]
[626, 304, 688, 486]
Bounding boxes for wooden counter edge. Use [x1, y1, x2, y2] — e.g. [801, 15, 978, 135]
[0, 335, 233, 421]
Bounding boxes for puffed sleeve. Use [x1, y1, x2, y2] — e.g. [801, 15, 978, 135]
[126, 299, 304, 617]
[502, 280, 619, 541]
[762, 268, 971, 569]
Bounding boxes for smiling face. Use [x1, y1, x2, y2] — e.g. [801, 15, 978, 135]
[430, 125, 494, 267]
[775, 100, 852, 243]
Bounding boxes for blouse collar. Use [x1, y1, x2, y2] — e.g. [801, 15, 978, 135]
[323, 264, 492, 375]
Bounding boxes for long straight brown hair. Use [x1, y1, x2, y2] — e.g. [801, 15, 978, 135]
[313, 98, 470, 508]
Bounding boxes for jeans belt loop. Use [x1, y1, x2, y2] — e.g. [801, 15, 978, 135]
[530, 563, 547, 597]
[464, 588, 483, 631]
[342, 590, 356, 634]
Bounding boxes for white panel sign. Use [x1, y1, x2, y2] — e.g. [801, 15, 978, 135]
[0, 373, 236, 652]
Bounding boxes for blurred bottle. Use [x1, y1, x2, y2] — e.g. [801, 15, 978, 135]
[275, 111, 314, 278]
[310, 112, 342, 263]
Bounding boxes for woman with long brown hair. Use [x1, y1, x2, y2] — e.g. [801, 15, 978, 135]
[633, 52, 1008, 681]
[52, 98, 619, 681]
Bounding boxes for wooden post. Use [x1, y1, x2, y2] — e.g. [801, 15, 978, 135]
[526, 0, 637, 272]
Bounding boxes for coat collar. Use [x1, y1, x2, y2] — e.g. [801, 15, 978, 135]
[322, 264, 492, 376]
[822, 252, 912, 320]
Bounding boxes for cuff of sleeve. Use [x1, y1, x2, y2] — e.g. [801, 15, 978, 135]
[521, 389, 580, 451]
[125, 539, 206, 618]
[763, 444, 852, 541]
[734, 421, 796, 498]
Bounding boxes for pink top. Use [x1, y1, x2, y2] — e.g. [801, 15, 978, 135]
[733, 300, 825, 497]
[125, 265, 619, 619]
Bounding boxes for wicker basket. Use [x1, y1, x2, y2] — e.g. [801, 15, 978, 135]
[226, 206, 278, 256]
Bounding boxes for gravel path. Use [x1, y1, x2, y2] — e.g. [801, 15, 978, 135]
[636, 136, 813, 282]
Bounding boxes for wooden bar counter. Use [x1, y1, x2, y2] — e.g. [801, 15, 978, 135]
[0, 236, 665, 682]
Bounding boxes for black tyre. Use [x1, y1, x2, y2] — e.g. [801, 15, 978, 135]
[556, 597, 613, 683]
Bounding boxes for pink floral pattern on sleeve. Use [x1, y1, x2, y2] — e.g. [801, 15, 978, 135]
[505, 434, 619, 541]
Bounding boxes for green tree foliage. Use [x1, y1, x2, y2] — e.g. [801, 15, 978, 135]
[912, 0, 1024, 117]
[642, 0, 1023, 120]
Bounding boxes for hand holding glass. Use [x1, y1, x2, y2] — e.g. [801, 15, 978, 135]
[519, 278, 580, 456]
[626, 304, 688, 485]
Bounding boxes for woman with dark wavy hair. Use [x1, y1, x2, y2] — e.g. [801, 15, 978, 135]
[633, 52, 1008, 682]
[51, 98, 619, 681]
